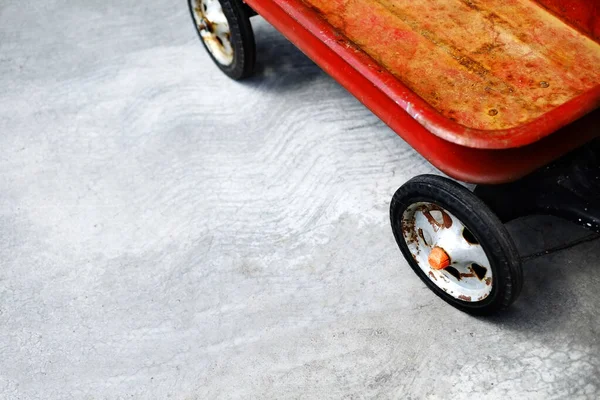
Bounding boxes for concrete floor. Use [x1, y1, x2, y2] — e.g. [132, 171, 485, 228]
[1, 1, 599, 399]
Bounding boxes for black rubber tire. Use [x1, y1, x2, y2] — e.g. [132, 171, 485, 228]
[390, 175, 523, 315]
[188, 0, 256, 80]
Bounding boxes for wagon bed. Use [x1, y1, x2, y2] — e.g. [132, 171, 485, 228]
[304, 0, 600, 131]
[244, 0, 600, 182]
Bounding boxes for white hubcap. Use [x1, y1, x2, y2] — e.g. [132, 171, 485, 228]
[402, 202, 493, 302]
[191, 0, 234, 66]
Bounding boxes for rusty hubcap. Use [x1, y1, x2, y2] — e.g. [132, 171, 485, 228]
[401, 202, 494, 302]
[191, 0, 234, 66]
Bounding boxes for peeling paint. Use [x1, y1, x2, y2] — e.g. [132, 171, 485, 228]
[301, 0, 600, 130]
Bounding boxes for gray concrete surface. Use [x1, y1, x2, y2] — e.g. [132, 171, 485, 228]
[1, 1, 599, 399]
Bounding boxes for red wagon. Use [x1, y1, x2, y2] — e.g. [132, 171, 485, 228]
[188, 0, 600, 314]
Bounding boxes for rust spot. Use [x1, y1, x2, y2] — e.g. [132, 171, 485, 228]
[440, 211, 453, 228]
[455, 55, 488, 78]
[205, 19, 215, 32]
[473, 43, 500, 55]
[539, 81, 550, 88]
[423, 212, 439, 229]
[402, 219, 415, 238]
[485, 277, 492, 286]
[461, 0, 481, 11]
[419, 205, 453, 230]
[488, 109, 498, 116]
[421, 208, 438, 228]
[458, 294, 472, 301]
[459, 272, 476, 279]
[428, 271, 438, 281]
[402, 218, 421, 253]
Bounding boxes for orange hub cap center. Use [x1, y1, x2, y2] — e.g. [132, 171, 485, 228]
[428, 247, 450, 270]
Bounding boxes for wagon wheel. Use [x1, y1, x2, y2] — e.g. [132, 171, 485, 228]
[188, 0, 256, 80]
[390, 175, 523, 315]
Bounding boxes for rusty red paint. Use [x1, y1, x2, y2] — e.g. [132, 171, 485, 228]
[244, 0, 600, 182]
[536, 0, 600, 42]
[299, 0, 600, 133]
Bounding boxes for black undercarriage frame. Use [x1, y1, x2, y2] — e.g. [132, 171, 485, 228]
[475, 139, 600, 234]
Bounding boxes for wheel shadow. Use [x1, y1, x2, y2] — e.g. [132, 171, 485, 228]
[245, 18, 329, 92]
[480, 215, 600, 332]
